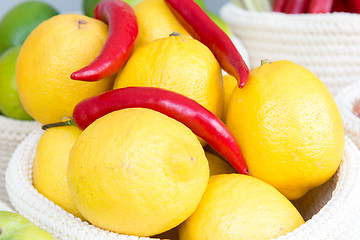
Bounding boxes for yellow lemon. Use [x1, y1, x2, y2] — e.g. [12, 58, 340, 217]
[33, 126, 83, 219]
[133, 0, 191, 48]
[179, 174, 304, 240]
[16, 14, 115, 125]
[114, 34, 224, 125]
[205, 152, 236, 175]
[226, 60, 345, 200]
[222, 74, 237, 121]
[67, 108, 209, 236]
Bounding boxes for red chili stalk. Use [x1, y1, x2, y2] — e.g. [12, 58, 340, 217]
[47, 87, 248, 174]
[353, 99, 360, 118]
[308, 0, 335, 13]
[164, 0, 249, 88]
[273, 0, 287, 12]
[343, 0, 355, 12]
[71, 0, 138, 81]
[347, 0, 360, 12]
[284, 0, 309, 13]
[332, 0, 346, 12]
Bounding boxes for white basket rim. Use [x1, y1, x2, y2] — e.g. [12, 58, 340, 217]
[0, 115, 39, 130]
[6, 128, 360, 239]
[335, 81, 360, 124]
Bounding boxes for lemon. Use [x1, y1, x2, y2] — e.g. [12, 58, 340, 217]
[33, 126, 83, 219]
[179, 174, 304, 240]
[67, 108, 209, 236]
[114, 34, 224, 125]
[222, 74, 237, 121]
[0, 1, 58, 54]
[16, 14, 115, 125]
[133, 0, 191, 48]
[0, 45, 32, 120]
[226, 60, 345, 200]
[205, 152, 236, 175]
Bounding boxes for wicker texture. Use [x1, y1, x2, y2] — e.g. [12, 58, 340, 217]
[0, 199, 14, 212]
[220, 2, 360, 96]
[0, 115, 39, 205]
[335, 82, 360, 149]
[5, 128, 360, 240]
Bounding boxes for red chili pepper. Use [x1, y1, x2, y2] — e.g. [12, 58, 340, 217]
[49, 87, 247, 174]
[273, 0, 287, 12]
[347, 0, 360, 12]
[70, 0, 138, 81]
[353, 99, 360, 118]
[343, 0, 356, 12]
[284, 0, 310, 13]
[164, 0, 249, 88]
[332, 0, 345, 12]
[308, 0, 335, 13]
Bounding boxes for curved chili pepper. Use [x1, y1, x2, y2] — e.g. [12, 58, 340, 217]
[308, 0, 334, 13]
[70, 0, 138, 81]
[332, 0, 345, 12]
[273, 0, 287, 11]
[284, 0, 309, 13]
[346, 0, 360, 13]
[61, 87, 247, 174]
[164, 0, 249, 88]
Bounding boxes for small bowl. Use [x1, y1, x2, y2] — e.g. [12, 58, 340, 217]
[220, 2, 360, 96]
[5, 128, 360, 239]
[0, 115, 39, 205]
[0, 199, 14, 212]
[335, 82, 360, 149]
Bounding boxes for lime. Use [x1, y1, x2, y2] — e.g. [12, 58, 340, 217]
[0, 1, 58, 55]
[0, 45, 32, 120]
[83, 0, 143, 17]
[194, 0, 207, 10]
[0, 211, 54, 239]
[206, 10, 232, 37]
[83, 0, 102, 17]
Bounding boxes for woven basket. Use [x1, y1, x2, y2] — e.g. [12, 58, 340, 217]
[220, 2, 360, 97]
[0, 115, 39, 206]
[335, 82, 360, 149]
[5, 128, 360, 240]
[0, 199, 14, 212]
[231, 35, 250, 68]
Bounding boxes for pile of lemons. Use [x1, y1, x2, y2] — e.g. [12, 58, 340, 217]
[3, 0, 345, 239]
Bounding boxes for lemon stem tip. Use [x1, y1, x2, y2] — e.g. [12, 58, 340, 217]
[261, 59, 272, 65]
[169, 31, 181, 37]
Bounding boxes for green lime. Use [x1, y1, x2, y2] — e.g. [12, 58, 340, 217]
[83, 0, 143, 17]
[0, 45, 33, 120]
[83, 0, 102, 17]
[0, 211, 54, 239]
[194, 0, 207, 10]
[206, 10, 232, 37]
[0, 1, 58, 55]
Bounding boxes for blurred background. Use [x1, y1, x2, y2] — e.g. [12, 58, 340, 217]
[0, 0, 229, 17]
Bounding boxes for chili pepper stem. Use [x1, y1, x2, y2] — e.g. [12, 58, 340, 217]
[41, 118, 76, 130]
